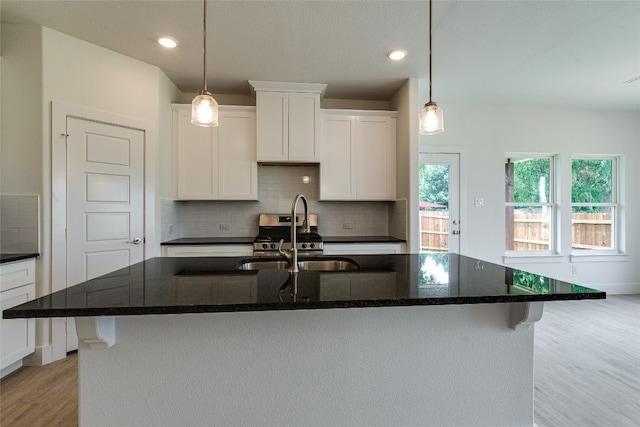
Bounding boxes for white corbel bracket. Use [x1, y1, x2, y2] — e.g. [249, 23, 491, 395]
[75, 316, 116, 349]
[509, 301, 544, 330]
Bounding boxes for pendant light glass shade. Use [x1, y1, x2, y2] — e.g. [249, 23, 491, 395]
[191, 91, 218, 127]
[419, 101, 444, 134]
[419, 0, 444, 135]
[191, 0, 218, 127]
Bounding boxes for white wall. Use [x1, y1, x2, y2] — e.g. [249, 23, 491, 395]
[417, 84, 640, 293]
[390, 78, 419, 248]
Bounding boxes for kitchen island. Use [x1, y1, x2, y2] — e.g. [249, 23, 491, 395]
[4, 253, 604, 426]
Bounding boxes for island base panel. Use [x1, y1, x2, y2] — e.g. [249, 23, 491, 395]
[78, 304, 534, 427]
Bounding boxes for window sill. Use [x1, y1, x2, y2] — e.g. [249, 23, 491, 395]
[503, 253, 564, 264]
[570, 253, 628, 263]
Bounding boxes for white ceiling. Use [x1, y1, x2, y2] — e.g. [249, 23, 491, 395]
[2, 0, 639, 110]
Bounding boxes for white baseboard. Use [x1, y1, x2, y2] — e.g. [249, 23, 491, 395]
[590, 282, 640, 295]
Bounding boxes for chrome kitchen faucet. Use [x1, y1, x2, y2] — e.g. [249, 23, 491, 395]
[278, 193, 311, 273]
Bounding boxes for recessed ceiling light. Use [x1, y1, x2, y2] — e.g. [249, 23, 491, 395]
[158, 37, 178, 48]
[387, 49, 407, 61]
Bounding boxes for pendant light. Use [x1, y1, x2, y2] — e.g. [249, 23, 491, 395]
[419, 0, 444, 135]
[191, 0, 218, 127]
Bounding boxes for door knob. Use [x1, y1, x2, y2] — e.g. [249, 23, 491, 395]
[452, 230, 460, 235]
[128, 238, 142, 244]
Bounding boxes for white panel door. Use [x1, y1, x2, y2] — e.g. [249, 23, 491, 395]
[66, 117, 144, 350]
[67, 117, 144, 283]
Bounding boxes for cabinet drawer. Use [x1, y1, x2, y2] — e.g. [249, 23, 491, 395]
[1, 283, 36, 369]
[0, 258, 36, 292]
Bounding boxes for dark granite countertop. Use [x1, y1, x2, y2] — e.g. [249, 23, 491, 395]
[3, 254, 604, 319]
[0, 253, 39, 264]
[161, 236, 405, 245]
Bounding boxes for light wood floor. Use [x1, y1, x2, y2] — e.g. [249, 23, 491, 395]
[534, 294, 640, 427]
[1, 351, 77, 427]
[1, 296, 638, 427]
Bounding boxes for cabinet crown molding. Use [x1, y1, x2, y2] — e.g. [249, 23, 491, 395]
[249, 80, 327, 98]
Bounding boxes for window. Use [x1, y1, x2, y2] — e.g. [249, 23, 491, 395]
[571, 157, 618, 251]
[505, 155, 556, 252]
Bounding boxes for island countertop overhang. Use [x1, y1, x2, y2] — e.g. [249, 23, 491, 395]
[2, 253, 605, 319]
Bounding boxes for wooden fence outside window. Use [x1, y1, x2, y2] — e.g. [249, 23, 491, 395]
[420, 211, 612, 252]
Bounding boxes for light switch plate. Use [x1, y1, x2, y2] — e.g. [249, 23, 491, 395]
[474, 197, 484, 207]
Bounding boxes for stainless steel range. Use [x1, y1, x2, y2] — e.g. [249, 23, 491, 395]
[253, 213, 323, 257]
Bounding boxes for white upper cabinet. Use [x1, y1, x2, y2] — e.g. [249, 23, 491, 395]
[173, 105, 257, 200]
[250, 81, 326, 163]
[320, 110, 396, 201]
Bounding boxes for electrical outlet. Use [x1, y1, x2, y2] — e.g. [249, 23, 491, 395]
[342, 222, 354, 230]
[474, 197, 484, 207]
[572, 265, 578, 274]
[168, 224, 174, 233]
[219, 223, 230, 231]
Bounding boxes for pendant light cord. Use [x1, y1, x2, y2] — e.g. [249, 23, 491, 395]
[429, 0, 433, 103]
[202, 0, 208, 93]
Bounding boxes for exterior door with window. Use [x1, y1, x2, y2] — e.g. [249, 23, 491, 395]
[418, 153, 460, 253]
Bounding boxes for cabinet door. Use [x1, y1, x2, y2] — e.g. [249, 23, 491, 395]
[1, 284, 35, 370]
[175, 109, 218, 199]
[218, 110, 258, 200]
[356, 116, 396, 200]
[320, 114, 356, 200]
[288, 93, 320, 162]
[256, 92, 288, 162]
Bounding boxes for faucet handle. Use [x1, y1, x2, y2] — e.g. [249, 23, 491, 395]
[278, 239, 290, 259]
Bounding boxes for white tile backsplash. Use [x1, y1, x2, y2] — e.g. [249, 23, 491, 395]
[0, 195, 40, 253]
[161, 165, 396, 240]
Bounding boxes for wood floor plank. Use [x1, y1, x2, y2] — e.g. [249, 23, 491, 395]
[534, 295, 640, 427]
[1, 352, 78, 427]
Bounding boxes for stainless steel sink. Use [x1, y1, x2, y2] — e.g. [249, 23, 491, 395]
[237, 258, 359, 271]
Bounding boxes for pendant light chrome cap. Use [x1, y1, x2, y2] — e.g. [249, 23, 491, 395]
[191, 91, 219, 127]
[419, 101, 444, 135]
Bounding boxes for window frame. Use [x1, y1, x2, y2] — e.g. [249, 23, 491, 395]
[570, 155, 620, 254]
[505, 153, 558, 256]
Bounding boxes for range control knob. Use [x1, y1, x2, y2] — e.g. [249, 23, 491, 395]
[270, 243, 276, 249]
[309, 243, 315, 249]
[301, 243, 307, 249]
[262, 243, 268, 249]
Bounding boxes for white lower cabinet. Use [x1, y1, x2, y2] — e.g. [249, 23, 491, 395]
[1, 258, 36, 377]
[323, 242, 405, 255]
[164, 245, 253, 257]
[320, 110, 396, 201]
